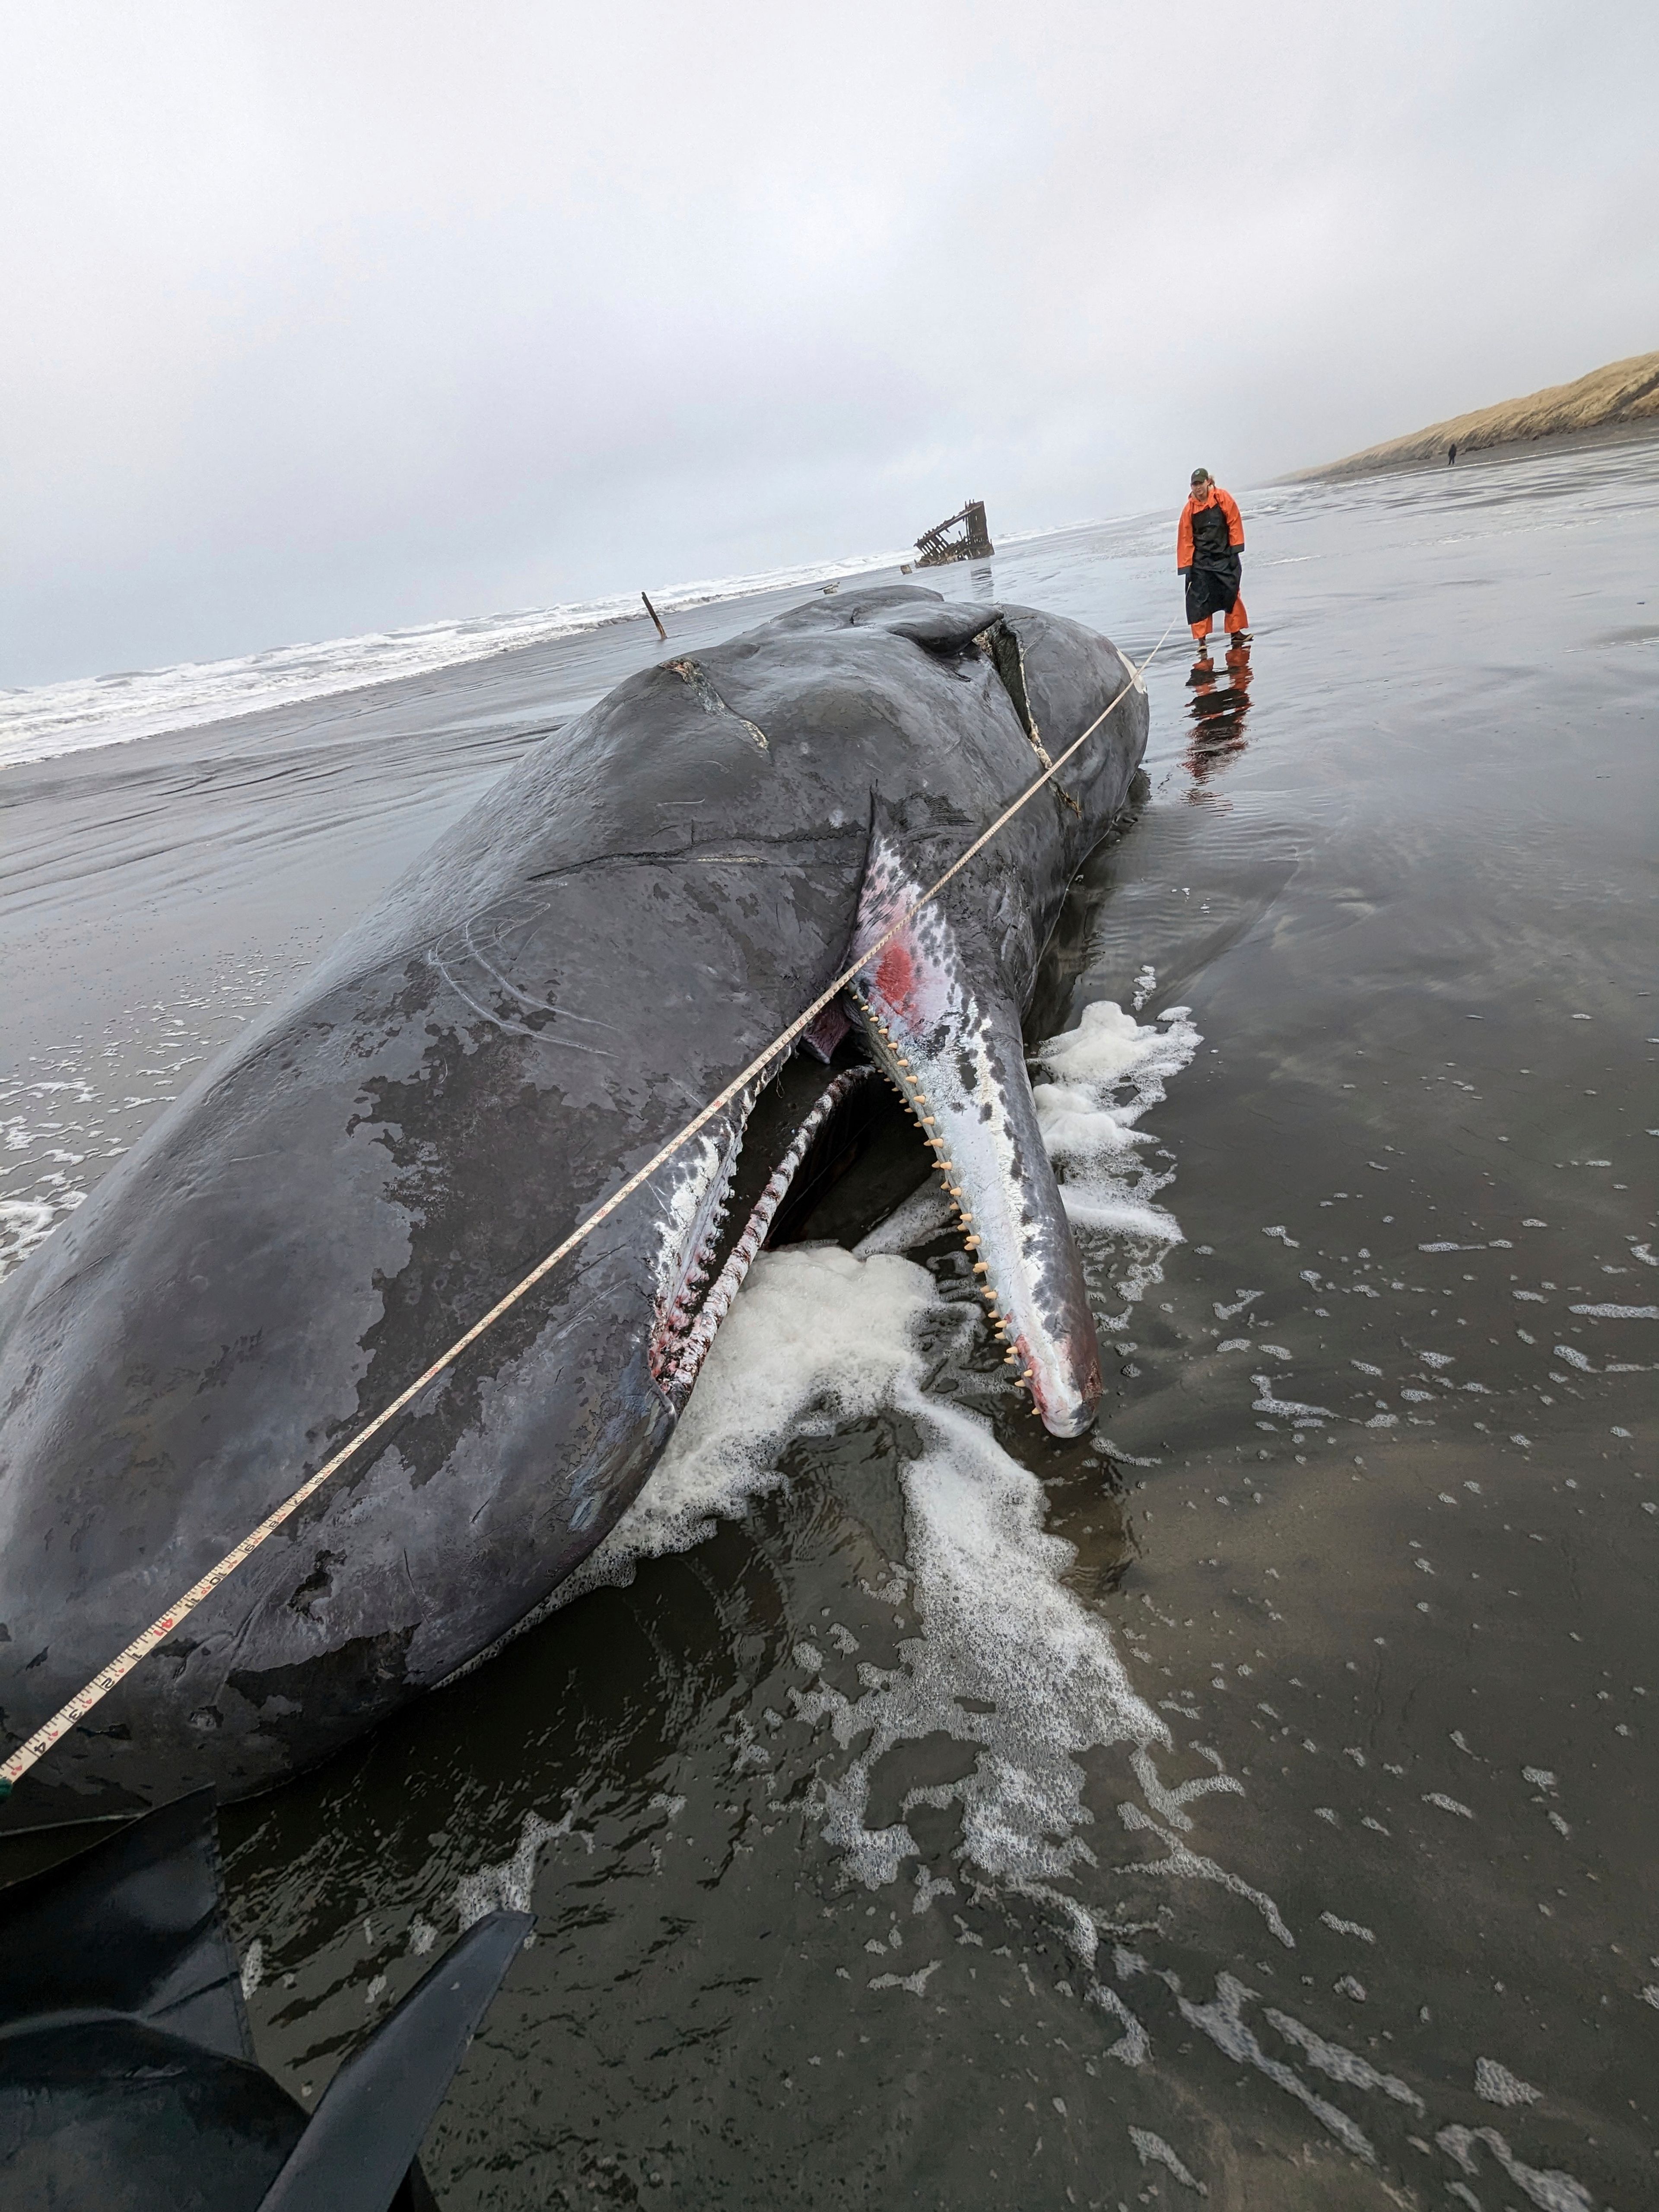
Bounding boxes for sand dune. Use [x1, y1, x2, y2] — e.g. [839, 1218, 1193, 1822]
[1294, 350, 1659, 480]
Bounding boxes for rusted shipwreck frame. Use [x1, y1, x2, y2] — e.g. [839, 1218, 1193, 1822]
[914, 499, 994, 567]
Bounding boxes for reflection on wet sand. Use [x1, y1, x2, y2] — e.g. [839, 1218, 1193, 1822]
[1184, 640, 1253, 790]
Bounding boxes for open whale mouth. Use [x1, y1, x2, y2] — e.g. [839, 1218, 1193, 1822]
[645, 987, 1103, 1442]
[648, 1055, 889, 1414]
[648, 825, 1113, 1440]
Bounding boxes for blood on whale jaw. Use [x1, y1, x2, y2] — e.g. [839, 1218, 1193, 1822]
[845, 837, 1103, 1438]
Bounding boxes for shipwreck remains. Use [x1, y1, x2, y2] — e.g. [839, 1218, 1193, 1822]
[914, 499, 994, 567]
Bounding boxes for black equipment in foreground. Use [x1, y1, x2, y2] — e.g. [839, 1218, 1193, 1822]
[0, 1789, 528, 2210]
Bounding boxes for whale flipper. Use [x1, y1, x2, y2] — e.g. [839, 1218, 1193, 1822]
[846, 835, 1102, 1437]
[0, 1788, 528, 2211]
[257, 1909, 530, 2212]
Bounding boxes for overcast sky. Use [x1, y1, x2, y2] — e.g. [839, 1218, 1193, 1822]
[2, 1, 1653, 686]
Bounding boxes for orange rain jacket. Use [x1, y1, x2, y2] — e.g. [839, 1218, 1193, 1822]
[1176, 485, 1244, 569]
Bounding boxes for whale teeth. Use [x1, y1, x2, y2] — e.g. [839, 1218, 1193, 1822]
[891, 1031, 1029, 1390]
[852, 979, 1059, 1424]
[653, 1065, 879, 1411]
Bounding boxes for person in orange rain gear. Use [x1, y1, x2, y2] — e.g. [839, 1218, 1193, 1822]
[1176, 467, 1250, 652]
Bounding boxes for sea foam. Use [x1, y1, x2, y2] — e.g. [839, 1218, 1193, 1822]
[558, 995, 1212, 1938]
[571, 1240, 1170, 1967]
[1033, 995, 1202, 1309]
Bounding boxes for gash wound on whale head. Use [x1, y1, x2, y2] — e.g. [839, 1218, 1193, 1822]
[845, 834, 1103, 1436]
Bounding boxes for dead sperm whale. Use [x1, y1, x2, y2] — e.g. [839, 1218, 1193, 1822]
[0, 584, 1147, 1826]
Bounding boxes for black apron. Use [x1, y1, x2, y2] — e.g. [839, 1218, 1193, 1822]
[1185, 497, 1242, 624]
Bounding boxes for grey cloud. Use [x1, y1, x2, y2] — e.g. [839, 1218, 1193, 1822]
[1, 0, 1653, 683]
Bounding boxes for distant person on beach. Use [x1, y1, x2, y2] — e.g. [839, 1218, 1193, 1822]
[1176, 468, 1249, 653]
[1448, 442, 1458, 465]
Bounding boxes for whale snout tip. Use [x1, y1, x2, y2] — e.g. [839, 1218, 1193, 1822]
[1038, 1398, 1099, 1440]
[1029, 1367, 1101, 1438]
[1029, 1345, 1103, 1438]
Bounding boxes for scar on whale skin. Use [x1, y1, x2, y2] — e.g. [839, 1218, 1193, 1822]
[666, 658, 770, 752]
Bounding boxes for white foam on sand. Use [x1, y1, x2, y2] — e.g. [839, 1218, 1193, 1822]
[565, 1240, 1286, 1998]
[0, 1194, 79, 1278]
[1, 1074, 100, 1278]
[1031, 997, 1202, 1312]
[795, 1377, 1168, 1955]
[569, 1244, 934, 1591]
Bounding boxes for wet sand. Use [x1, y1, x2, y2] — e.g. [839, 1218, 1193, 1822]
[2, 436, 1655, 2207]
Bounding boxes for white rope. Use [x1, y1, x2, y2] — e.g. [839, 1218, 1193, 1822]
[0, 616, 1175, 1796]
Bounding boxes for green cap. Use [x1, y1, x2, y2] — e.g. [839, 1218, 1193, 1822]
[1190, 467, 1210, 486]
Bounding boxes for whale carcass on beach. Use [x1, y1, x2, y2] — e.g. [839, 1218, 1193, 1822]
[0, 585, 1147, 1825]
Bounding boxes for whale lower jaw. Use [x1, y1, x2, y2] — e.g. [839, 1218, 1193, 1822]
[846, 836, 1103, 1438]
[851, 983, 1102, 1437]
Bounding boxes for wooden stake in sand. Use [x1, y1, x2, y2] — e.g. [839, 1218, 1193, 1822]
[642, 591, 667, 641]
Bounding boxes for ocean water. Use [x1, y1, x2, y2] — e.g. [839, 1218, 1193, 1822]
[0, 435, 1655, 2209]
[0, 545, 932, 769]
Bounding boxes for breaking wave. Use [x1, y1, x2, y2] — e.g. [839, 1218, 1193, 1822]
[0, 547, 912, 770]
